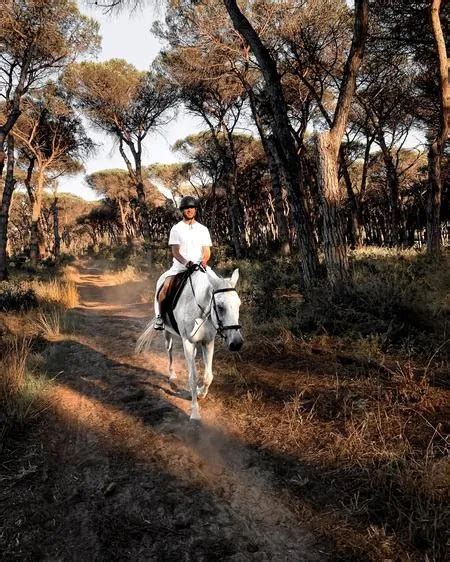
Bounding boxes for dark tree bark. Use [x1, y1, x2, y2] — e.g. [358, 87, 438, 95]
[0, 136, 16, 280]
[226, 187, 244, 258]
[315, 0, 369, 285]
[119, 137, 152, 243]
[248, 91, 291, 255]
[339, 147, 363, 248]
[51, 197, 61, 264]
[376, 131, 403, 246]
[316, 132, 349, 281]
[224, 128, 246, 258]
[223, 0, 320, 287]
[427, 0, 449, 254]
[117, 199, 129, 243]
[266, 135, 291, 256]
[359, 133, 373, 218]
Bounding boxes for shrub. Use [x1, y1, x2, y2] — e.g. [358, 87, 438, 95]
[296, 251, 447, 350]
[217, 257, 302, 318]
[0, 281, 38, 312]
[112, 243, 133, 263]
[231, 249, 448, 353]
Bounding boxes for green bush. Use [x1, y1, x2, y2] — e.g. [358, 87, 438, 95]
[0, 282, 38, 312]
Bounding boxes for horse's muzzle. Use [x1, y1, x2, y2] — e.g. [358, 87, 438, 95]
[228, 332, 244, 352]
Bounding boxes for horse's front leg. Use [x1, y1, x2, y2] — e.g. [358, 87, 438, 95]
[183, 339, 201, 421]
[197, 339, 215, 400]
[164, 330, 176, 382]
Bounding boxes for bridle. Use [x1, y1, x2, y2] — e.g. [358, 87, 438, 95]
[187, 266, 241, 338]
[211, 287, 242, 336]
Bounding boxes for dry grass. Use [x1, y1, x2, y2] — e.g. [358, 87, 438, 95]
[214, 354, 449, 560]
[0, 337, 29, 398]
[0, 336, 50, 427]
[34, 306, 66, 338]
[105, 265, 143, 284]
[33, 304, 80, 339]
[60, 264, 79, 282]
[30, 279, 79, 309]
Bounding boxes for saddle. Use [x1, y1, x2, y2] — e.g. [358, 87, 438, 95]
[158, 265, 203, 334]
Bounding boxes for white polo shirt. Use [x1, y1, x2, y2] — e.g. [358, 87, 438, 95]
[168, 220, 212, 273]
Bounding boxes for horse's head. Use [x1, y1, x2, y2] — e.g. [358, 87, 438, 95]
[207, 268, 243, 352]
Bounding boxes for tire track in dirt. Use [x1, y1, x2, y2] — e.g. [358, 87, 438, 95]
[13, 265, 325, 560]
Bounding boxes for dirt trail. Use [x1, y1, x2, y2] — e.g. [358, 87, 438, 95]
[2, 265, 325, 561]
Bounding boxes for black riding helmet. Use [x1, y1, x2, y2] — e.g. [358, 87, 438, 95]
[179, 195, 199, 210]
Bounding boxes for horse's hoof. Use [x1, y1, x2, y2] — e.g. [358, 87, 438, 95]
[190, 411, 201, 422]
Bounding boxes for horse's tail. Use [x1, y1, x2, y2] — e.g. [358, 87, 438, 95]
[135, 319, 156, 354]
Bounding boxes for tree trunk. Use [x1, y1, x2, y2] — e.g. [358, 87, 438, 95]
[339, 147, 363, 248]
[0, 48, 34, 179]
[227, 190, 243, 258]
[29, 171, 45, 270]
[269, 131, 319, 281]
[51, 198, 61, 265]
[248, 92, 291, 255]
[135, 179, 151, 243]
[427, 142, 443, 252]
[117, 199, 128, 243]
[358, 133, 373, 245]
[118, 138, 151, 243]
[0, 135, 16, 280]
[284, 158, 320, 286]
[427, 0, 449, 255]
[265, 134, 291, 256]
[223, 0, 320, 286]
[314, 0, 368, 283]
[378, 139, 402, 246]
[316, 132, 349, 284]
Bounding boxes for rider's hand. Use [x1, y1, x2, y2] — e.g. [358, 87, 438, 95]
[185, 260, 194, 269]
[200, 259, 207, 269]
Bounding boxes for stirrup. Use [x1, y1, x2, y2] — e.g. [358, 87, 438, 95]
[153, 316, 164, 331]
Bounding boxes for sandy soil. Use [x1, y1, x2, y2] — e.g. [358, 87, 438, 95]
[0, 265, 326, 561]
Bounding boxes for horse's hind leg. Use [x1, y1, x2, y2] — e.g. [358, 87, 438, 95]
[165, 330, 176, 382]
[197, 339, 215, 400]
[183, 339, 201, 421]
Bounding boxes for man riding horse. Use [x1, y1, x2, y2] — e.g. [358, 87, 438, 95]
[153, 195, 212, 331]
[138, 195, 242, 420]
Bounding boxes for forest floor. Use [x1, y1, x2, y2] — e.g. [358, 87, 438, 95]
[1, 263, 325, 561]
[1, 261, 448, 561]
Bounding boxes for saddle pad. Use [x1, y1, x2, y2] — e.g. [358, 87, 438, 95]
[158, 270, 191, 334]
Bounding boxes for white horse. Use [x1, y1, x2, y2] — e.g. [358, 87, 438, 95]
[136, 267, 243, 421]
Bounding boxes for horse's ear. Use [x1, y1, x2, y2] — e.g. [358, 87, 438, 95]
[231, 268, 239, 287]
